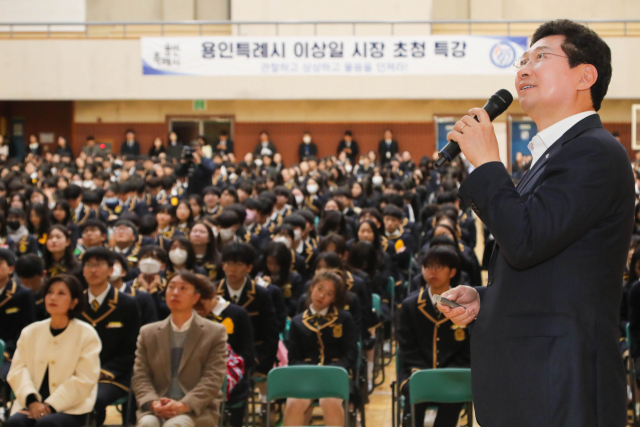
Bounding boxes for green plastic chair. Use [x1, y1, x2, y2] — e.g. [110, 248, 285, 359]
[372, 294, 381, 319]
[409, 368, 473, 427]
[266, 365, 350, 427]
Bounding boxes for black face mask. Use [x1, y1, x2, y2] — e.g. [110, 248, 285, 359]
[7, 221, 20, 230]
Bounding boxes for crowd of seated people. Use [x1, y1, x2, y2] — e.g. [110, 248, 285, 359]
[0, 127, 486, 427]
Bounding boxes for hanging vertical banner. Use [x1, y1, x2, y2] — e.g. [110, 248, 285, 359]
[141, 35, 527, 76]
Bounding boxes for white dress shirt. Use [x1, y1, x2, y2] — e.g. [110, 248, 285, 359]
[170, 312, 194, 333]
[527, 111, 596, 168]
[212, 296, 227, 317]
[309, 305, 329, 316]
[227, 282, 246, 302]
[88, 284, 111, 309]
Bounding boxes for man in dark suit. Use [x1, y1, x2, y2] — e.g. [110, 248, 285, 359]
[337, 130, 359, 164]
[120, 129, 140, 156]
[253, 131, 277, 157]
[215, 130, 234, 156]
[378, 129, 399, 165]
[298, 131, 318, 162]
[437, 20, 634, 427]
[81, 247, 141, 426]
[165, 131, 183, 160]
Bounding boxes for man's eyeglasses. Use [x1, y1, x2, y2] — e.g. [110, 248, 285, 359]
[513, 52, 568, 69]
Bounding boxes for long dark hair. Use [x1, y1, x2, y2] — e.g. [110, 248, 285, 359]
[28, 203, 51, 236]
[42, 274, 85, 319]
[318, 210, 347, 237]
[168, 237, 197, 272]
[43, 225, 80, 273]
[51, 200, 72, 225]
[354, 219, 383, 255]
[191, 221, 218, 265]
[347, 241, 378, 280]
[263, 241, 292, 285]
[304, 270, 348, 311]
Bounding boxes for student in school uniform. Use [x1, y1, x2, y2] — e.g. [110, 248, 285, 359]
[397, 245, 470, 427]
[80, 247, 141, 426]
[15, 254, 48, 321]
[6, 208, 39, 257]
[195, 278, 256, 427]
[215, 242, 279, 399]
[43, 225, 82, 281]
[110, 252, 158, 326]
[5, 275, 101, 427]
[260, 241, 304, 318]
[283, 271, 358, 427]
[0, 249, 35, 378]
[127, 246, 170, 320]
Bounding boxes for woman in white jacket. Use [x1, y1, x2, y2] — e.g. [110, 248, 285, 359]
[6, 274, 101, 427]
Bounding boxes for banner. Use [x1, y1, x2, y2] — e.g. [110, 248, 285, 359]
[141, 35, 527, 76]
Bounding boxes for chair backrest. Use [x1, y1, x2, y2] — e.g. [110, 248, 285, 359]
[409, 368, 472, 404]
[627, 323, 633, 348]
[388, 277, 395, 299]
[267, 366, 350, 401]
[0, 339, 4, 366]
[372, 293, 381, 315]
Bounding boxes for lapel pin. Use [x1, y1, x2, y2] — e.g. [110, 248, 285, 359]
[546, 154, 549, 159]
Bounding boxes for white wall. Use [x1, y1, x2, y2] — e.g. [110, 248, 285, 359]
[0, 36, 639, 101]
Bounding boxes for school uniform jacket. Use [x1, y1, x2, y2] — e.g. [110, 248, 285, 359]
[0, 281, 36, 363]
[13, 234, 39, 256]
[397, 287, 470, 392]
[128, 276, 170, 320]
[206, 300, 255, 402]
[216, 277, 279, 376]
[120, 283, 159, 326]
[81, 286, 141, 390]
[8, 318, 101, 415]
[287, 307, 358, 374]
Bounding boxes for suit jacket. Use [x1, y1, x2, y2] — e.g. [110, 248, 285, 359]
[120, 140, 140, 156]
[458, 114, 634, 427]
[131, 314, 227, 427]
[121, 283, 159, 326]
[0, 281, 36, 362]
[337, 140, 359, 163]
[166, 142, 184, 159]
[8, 318, 101, 415]
[378, 139, 399, 163]
[81, 286, 140, 389]
[253, 141, 278, 157]
[214, 139, 234, 155]
[298, 142, 318, 162]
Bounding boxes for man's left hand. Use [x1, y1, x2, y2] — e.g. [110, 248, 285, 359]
[192, 152, 201, 164]
[446, 108, 501, 168]
[153, 398, 189, 418]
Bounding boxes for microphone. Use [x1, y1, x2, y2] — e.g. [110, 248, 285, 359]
[435, 89, 514, 167]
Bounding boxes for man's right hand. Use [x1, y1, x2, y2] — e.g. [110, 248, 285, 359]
[436, 285, 480, 326]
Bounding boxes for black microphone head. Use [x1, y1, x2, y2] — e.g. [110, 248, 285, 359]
[483, 89, 514, 121]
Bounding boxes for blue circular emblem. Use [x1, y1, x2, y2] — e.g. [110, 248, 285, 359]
[490, 42, 516, 68]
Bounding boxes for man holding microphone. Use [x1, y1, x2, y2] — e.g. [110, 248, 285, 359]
[437, 20, 634, 427]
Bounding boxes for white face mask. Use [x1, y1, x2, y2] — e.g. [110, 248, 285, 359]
[294, 229, 302, 241]
[254, 159, 263, 167]
[219, 227, 234, 241]
[109, 264, 122, 282]
[273, 236, 291, 249]
[345, 164, 353, 173]
[229, 173, 237, 181]
[303, 136, 312, 144]
[295, 195, 304, 205]
[169, 248, 188, 266]
[385, 139, 392, 144]
[307, 184, 319, 194]
[372, 176, 384, 186]
[139, 258, 162, 275]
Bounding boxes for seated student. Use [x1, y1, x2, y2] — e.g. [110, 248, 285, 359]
[244, 197, 274, 253]
[166, 237, 206, 276]
[382, 205, 415, 273]
[283, 214, 317, 280]
[156, 205, 184, 247]
[272, 224, 307, 280]
[409, 235, 470, 294]
[111, 220, 144, 277]
[27, 203, 50, 253]
[260, 241, 303, 318]
[214, 210, 243, 250]
[15, 253, 48, 321]
[273, 186, 295, 219]
[132, 271, 227, 427]
[427, 221, 481, 288]
[188, 195, 205, 221]
[202, 186, 222, 217]
[190, 221, 221, 282]
[76, 219, 109, 259]
[225, 203, 261, 251]
[0, 250, 35, 378]
[80, 247, 141, 426]
[215, 242, 279, 395]
[175, 200, 194, 238]
[6, 208, 39, 256]
[43, 225, 82, 280]
[64, 184, 97, 226]
[397, 245, 470, 427]
[195, 278, 255, 427]
[6, 275, 101, 427]
[111, 252, 158, 326]
[283, 271, 358, 427]
[128, 246, 170, 320]
[295, 209, 319, 249]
